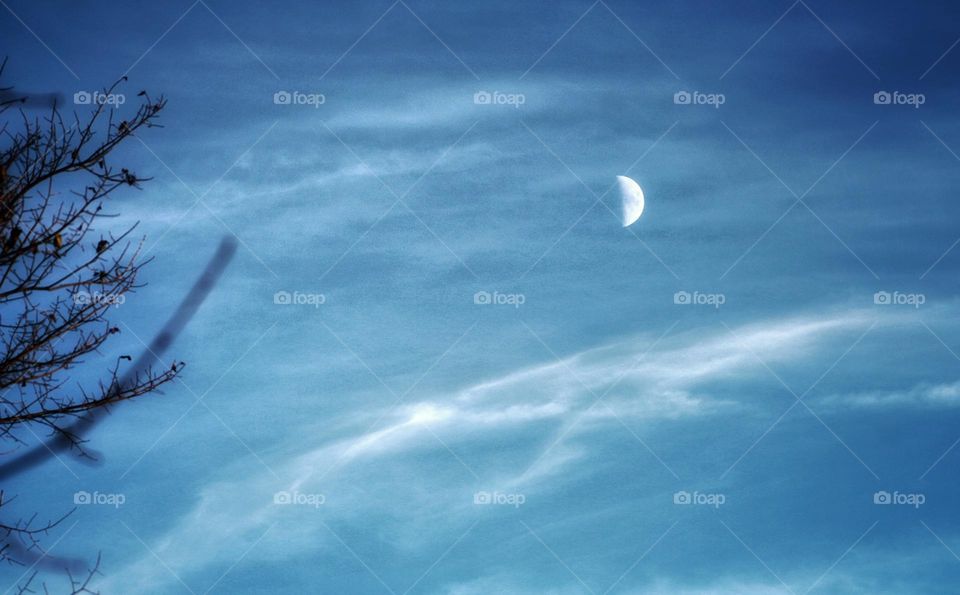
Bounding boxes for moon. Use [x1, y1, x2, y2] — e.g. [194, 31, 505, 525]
[616, 175, 645, 227]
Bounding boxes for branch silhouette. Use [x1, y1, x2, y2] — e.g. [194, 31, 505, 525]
[0, 237, 236, 481]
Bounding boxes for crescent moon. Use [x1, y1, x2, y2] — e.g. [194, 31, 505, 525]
[616, 175, 645, 227]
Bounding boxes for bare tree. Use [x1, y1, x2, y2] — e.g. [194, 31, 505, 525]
[0, 61, 181, 593]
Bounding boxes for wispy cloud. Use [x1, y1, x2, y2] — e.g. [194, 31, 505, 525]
[823, 379, 960, 409]
[102, 309, 879, 591]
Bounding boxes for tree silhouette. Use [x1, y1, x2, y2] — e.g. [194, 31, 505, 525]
[0, 62, 181, 593]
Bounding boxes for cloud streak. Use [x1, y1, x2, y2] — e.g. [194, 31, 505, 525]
[103, 308, 880, 592]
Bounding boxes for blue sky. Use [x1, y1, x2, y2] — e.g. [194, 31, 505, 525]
[4, 0, 960, 593]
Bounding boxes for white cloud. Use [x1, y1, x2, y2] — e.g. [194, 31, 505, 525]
[824, 379, 960, 409]
[101, 310, 878, 591]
